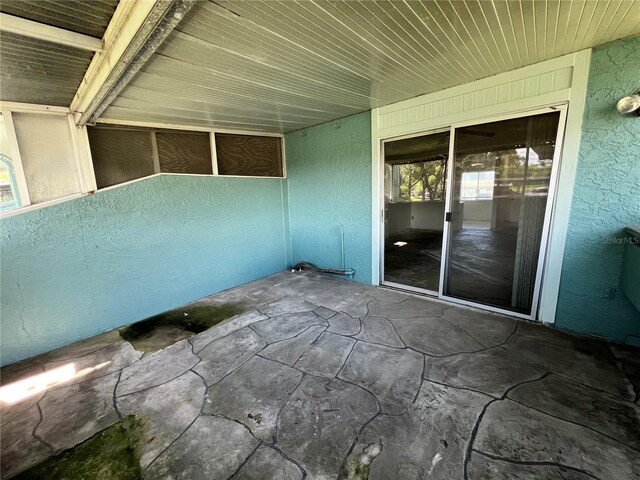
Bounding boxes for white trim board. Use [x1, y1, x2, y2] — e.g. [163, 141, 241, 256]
[371, 49, 592, 324]
[538, 51, 591, 324]
[70, 0, 164, 125]
[95, 118, 286, 137]
[0, 102, 70, 115]
[0, 13, 102, 52]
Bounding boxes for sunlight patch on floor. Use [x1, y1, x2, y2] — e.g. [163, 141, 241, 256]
[0, 361, 111, 405]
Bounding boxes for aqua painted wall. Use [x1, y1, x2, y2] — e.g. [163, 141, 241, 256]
[285, 112, 372, 284]
[555, 35, 640, 343]
[3, 39, 638, 366]
[0, 175, 289, 365]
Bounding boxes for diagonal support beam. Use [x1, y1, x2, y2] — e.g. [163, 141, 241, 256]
[70, 0, 196, 126]
[0, 13, 102, 52]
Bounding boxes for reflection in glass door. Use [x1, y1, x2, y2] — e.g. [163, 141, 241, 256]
[383, 130, 449, 293]
[443, 110, 563, 315]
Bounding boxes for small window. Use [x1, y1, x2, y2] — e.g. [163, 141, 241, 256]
[0, 154, 20, 212]
[460, 170, 496, 200]
[0, 117, 19, 211]
[156, 131, 212, 175]
[215, 133, 283, 177]
[88, 127, 155, 189]
[88, 127, 215, 188]
[87, 127, 283, 190]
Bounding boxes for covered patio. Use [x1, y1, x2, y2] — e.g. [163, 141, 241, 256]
[2, 272, 638, 479]
[1, 0, 639, 478]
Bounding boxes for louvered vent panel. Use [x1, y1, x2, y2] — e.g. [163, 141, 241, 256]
[156, 131, 212, 174]
[215, 134, 282, 177]
[88, 127, 155, 189]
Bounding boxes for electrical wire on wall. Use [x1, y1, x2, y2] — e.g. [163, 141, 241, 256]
[292, 225, 355, 277]
[292, 262, 355, 278]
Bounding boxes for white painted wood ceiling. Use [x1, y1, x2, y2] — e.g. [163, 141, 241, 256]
[0, 0, 119, 106]
[100, 0, 640, 133]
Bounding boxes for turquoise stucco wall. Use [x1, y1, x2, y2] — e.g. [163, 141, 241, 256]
[555, 35, 640, 343]
[0, 175, 289, 365]
[2, 38, 638, 366]
[285, 112, 372, 284]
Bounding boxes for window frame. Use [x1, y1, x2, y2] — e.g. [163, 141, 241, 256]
[2, 109, 32, 208]
[0, 102, 286, 218]
[0, 154, 21, 211]
[0, 102, 96, 218]
[459, 170, 496, 201]
[92, 120, 287, 181]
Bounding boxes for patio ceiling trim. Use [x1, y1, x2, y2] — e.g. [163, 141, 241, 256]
[0, 13, 103, 52]
[70, 0, 196, 127]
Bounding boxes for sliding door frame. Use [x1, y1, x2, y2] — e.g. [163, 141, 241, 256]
[438, 105, 569, 321]
[371, 49, 591, 324]
[377, 106, 569, 320]
[380, 127, 450, 296]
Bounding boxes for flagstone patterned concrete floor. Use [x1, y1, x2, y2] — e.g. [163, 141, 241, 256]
[1, 271, 639, 479]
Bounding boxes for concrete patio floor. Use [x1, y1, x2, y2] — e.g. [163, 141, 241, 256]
[1, 271, 639, 479]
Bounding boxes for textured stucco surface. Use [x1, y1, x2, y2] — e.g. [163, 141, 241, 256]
[555, 35, 640, 343]
[285, 112, 372, 284]
[3, 38, 639, 365]
[0, 175, 289, 365]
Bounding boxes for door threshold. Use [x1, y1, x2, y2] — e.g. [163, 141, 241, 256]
[380, 282, 539, 322]
[381, 281, 438, 297]
[439, 294, 536, 321]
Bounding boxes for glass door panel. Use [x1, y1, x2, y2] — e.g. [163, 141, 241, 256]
[383, 130, 449, 292]
[443, 111, 561, 314]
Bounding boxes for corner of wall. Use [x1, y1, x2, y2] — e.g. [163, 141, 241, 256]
[284, 111, 373, 285]
[554, 35, 640, 343]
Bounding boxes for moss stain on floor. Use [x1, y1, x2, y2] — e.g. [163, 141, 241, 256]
[15, 416, 144, 480]
[119, 303, 248, 353]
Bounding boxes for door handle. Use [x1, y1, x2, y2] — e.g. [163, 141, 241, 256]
[445, 212, 452, 222]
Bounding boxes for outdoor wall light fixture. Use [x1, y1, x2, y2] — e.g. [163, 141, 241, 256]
[616, 92, 640, 116]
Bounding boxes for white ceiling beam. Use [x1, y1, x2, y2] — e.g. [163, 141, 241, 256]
[70, 0, 162, 125]
[70, 0, 195, 126]
[0, 13, 102, 52]
[0, 101, 70, 115]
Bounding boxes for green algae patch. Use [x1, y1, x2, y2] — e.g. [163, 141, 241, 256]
[15, 416, 143, 480]
[119, 303, 247, 353]
[342, 460, 371, 480]
[340, 441, 382, 480]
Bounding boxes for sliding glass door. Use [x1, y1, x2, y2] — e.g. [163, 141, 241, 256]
[379, 107, 566, 319]
[382, 130, 449, 293]
[442, 109, 565, 317]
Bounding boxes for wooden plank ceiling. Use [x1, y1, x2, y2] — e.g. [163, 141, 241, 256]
[0, 0, 118, 106]
[98, 1, 639, 132]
